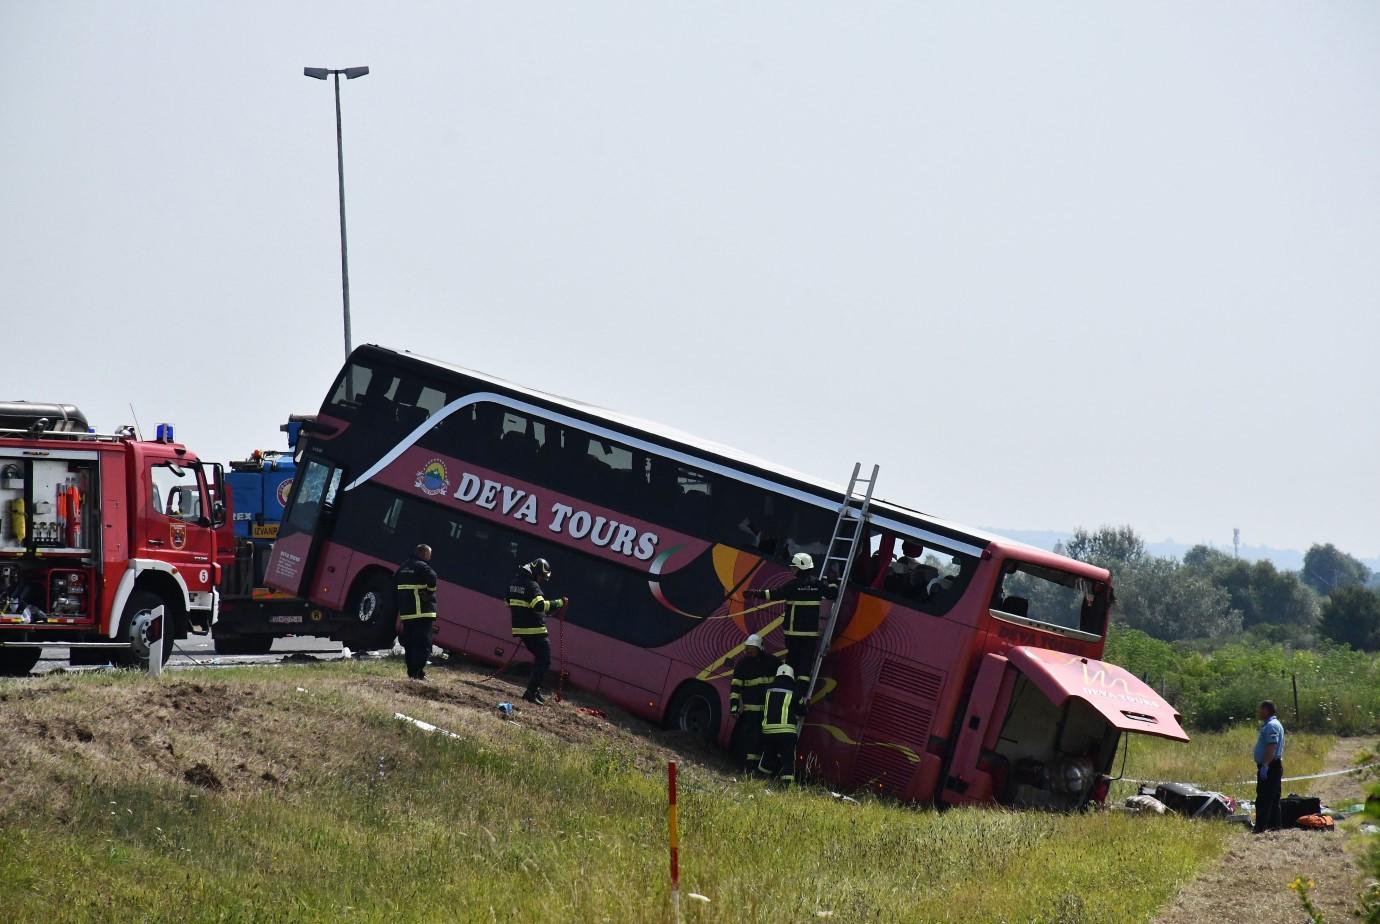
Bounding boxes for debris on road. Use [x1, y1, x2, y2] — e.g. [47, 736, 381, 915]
[395, 712, 462, 739]
[1126, 794, 1169, 815]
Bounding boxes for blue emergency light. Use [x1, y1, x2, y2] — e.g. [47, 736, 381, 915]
[156, 423, 175, 443]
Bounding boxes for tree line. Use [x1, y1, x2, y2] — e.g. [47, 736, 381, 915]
[1061, 527, 1380, 650]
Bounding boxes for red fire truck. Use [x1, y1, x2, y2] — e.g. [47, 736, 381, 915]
[0, 402, 224, 675]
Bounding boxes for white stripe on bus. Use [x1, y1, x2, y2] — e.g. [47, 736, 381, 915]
[341, 391, 988, 559]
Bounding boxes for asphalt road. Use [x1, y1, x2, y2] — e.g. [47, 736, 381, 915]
[33, 632, 358, 674]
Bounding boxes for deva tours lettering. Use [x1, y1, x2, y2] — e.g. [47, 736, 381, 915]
[445, 469, 659, 561]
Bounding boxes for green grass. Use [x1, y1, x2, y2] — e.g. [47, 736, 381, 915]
[1106, 627, 1380, 734]
[0, 662, 1252, 923]
[1114, 725, 1333, 802]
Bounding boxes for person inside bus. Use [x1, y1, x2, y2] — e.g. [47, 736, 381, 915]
[891, 540, 923, 577]
[507, 557, 567, 705]
[499, 416, 541, 478]
[887, 541, 937, 599]
[729, 634, 781, 770]
[757, 664, 803, 786]
[394, 544, 439, 681]
[743, 552, 837, 695]
[927, 557, 971, 609]
[469, 403, 505, 463]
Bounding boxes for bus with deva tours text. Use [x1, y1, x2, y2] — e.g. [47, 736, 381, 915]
[267, 345, 1188, 808]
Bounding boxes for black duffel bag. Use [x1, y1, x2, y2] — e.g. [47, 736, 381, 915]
[1280, 794, 1323, 828]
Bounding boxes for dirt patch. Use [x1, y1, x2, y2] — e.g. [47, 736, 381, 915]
[183, 761, 224, 791]
[0, 657, 738, 821]
[0, 684, 72, 702]
[371, 660, 733, 775]
[1154, 737, 1378, 924]
[0, 676, 361, 809]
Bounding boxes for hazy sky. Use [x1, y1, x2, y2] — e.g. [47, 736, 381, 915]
[3, 3, 1377, 557]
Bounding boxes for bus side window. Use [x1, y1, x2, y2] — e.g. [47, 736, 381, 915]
[381, 497, 403, 534]
[416, 387, 447, 417]
[329, 362, 376, 410]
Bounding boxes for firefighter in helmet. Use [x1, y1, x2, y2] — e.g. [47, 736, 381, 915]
[743, 552, 837, 694]
[758, 663, 803, 785]
[729, 633, 780, 770]
[508, 557, 566, 704]
[395, 543, 439, 681]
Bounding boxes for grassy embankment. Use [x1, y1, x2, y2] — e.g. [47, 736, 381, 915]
[0, 660, 1332, 923]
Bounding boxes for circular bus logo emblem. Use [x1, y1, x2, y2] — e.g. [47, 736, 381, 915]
[276, 478, 293, 508]
[415, 459, 450, 496]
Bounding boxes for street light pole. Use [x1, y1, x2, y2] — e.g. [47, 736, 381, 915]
[304, 66, 370, 360]
[333, 71, 352, 358]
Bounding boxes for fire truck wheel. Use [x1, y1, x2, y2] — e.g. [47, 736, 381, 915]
[0, 646, 42, 676]
[665, 682, 721, 743]
[116, 591, 176, 668]
[346, 572, 396, 651]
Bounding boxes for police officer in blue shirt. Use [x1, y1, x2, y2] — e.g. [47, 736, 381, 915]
[1253, 700, 1285, 833]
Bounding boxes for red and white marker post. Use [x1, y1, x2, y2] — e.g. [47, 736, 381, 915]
[668, 760, 680, 923]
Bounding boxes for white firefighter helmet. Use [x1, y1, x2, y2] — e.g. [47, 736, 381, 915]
[776, 663, 795, 680]
[744, 633, 764, 650]
[790, 552, 814, 571]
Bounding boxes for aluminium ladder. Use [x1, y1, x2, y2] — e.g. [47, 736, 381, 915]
[798, 462, 879, 727]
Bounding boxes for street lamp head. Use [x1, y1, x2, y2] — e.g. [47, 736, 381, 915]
[343, 66, 370, 79]
[303, 67, 330, 80]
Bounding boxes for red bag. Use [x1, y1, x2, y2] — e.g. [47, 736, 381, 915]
[1295, 814, 1335, 830]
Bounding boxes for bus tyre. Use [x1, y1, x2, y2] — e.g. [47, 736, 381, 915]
[213, 634, 274, 656]
[0, 646, 41, 676]
[115, 590, 176, 669]
[665, 682, 721, 743]
[346, 573, 396, 651]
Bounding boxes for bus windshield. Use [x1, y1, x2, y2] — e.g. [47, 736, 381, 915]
[991, 561, 1108, 638]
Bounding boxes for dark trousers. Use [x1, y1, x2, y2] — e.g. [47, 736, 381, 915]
[1254, 760, 1283, 833]
[521, 635, 551, 694]
[758, 731, 798, 784]
[731, 711, 764, 768]
[786, 635, 818, 684]
[401, 618, 435, 679]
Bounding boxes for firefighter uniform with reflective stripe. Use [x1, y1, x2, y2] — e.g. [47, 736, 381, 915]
[508, 565, 564, 701]
[758, 673, 802, 784]
[729, 648, 781, 768]
[395, 555, 438, 680]
[750, 574, 837, 689]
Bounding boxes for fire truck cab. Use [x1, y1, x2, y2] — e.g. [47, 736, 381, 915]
[0, 403, 224, 675]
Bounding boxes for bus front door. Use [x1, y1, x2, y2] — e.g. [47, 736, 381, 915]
[265, 459, 341, 598]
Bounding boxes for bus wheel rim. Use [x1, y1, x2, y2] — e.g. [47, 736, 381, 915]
[358, 591, 377, 623]
[682, 695, 711, 734]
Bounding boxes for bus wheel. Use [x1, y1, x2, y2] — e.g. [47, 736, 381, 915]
[0, 646, 41, 676]
[116, 591, 176, 669]
[346, 573, 396, 651]
[666, 682, 721, 743]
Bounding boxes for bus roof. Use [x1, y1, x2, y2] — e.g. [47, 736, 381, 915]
[360, 344, 1074, 564]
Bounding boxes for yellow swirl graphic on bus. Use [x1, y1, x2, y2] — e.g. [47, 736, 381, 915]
[806, 723, 922, 764]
